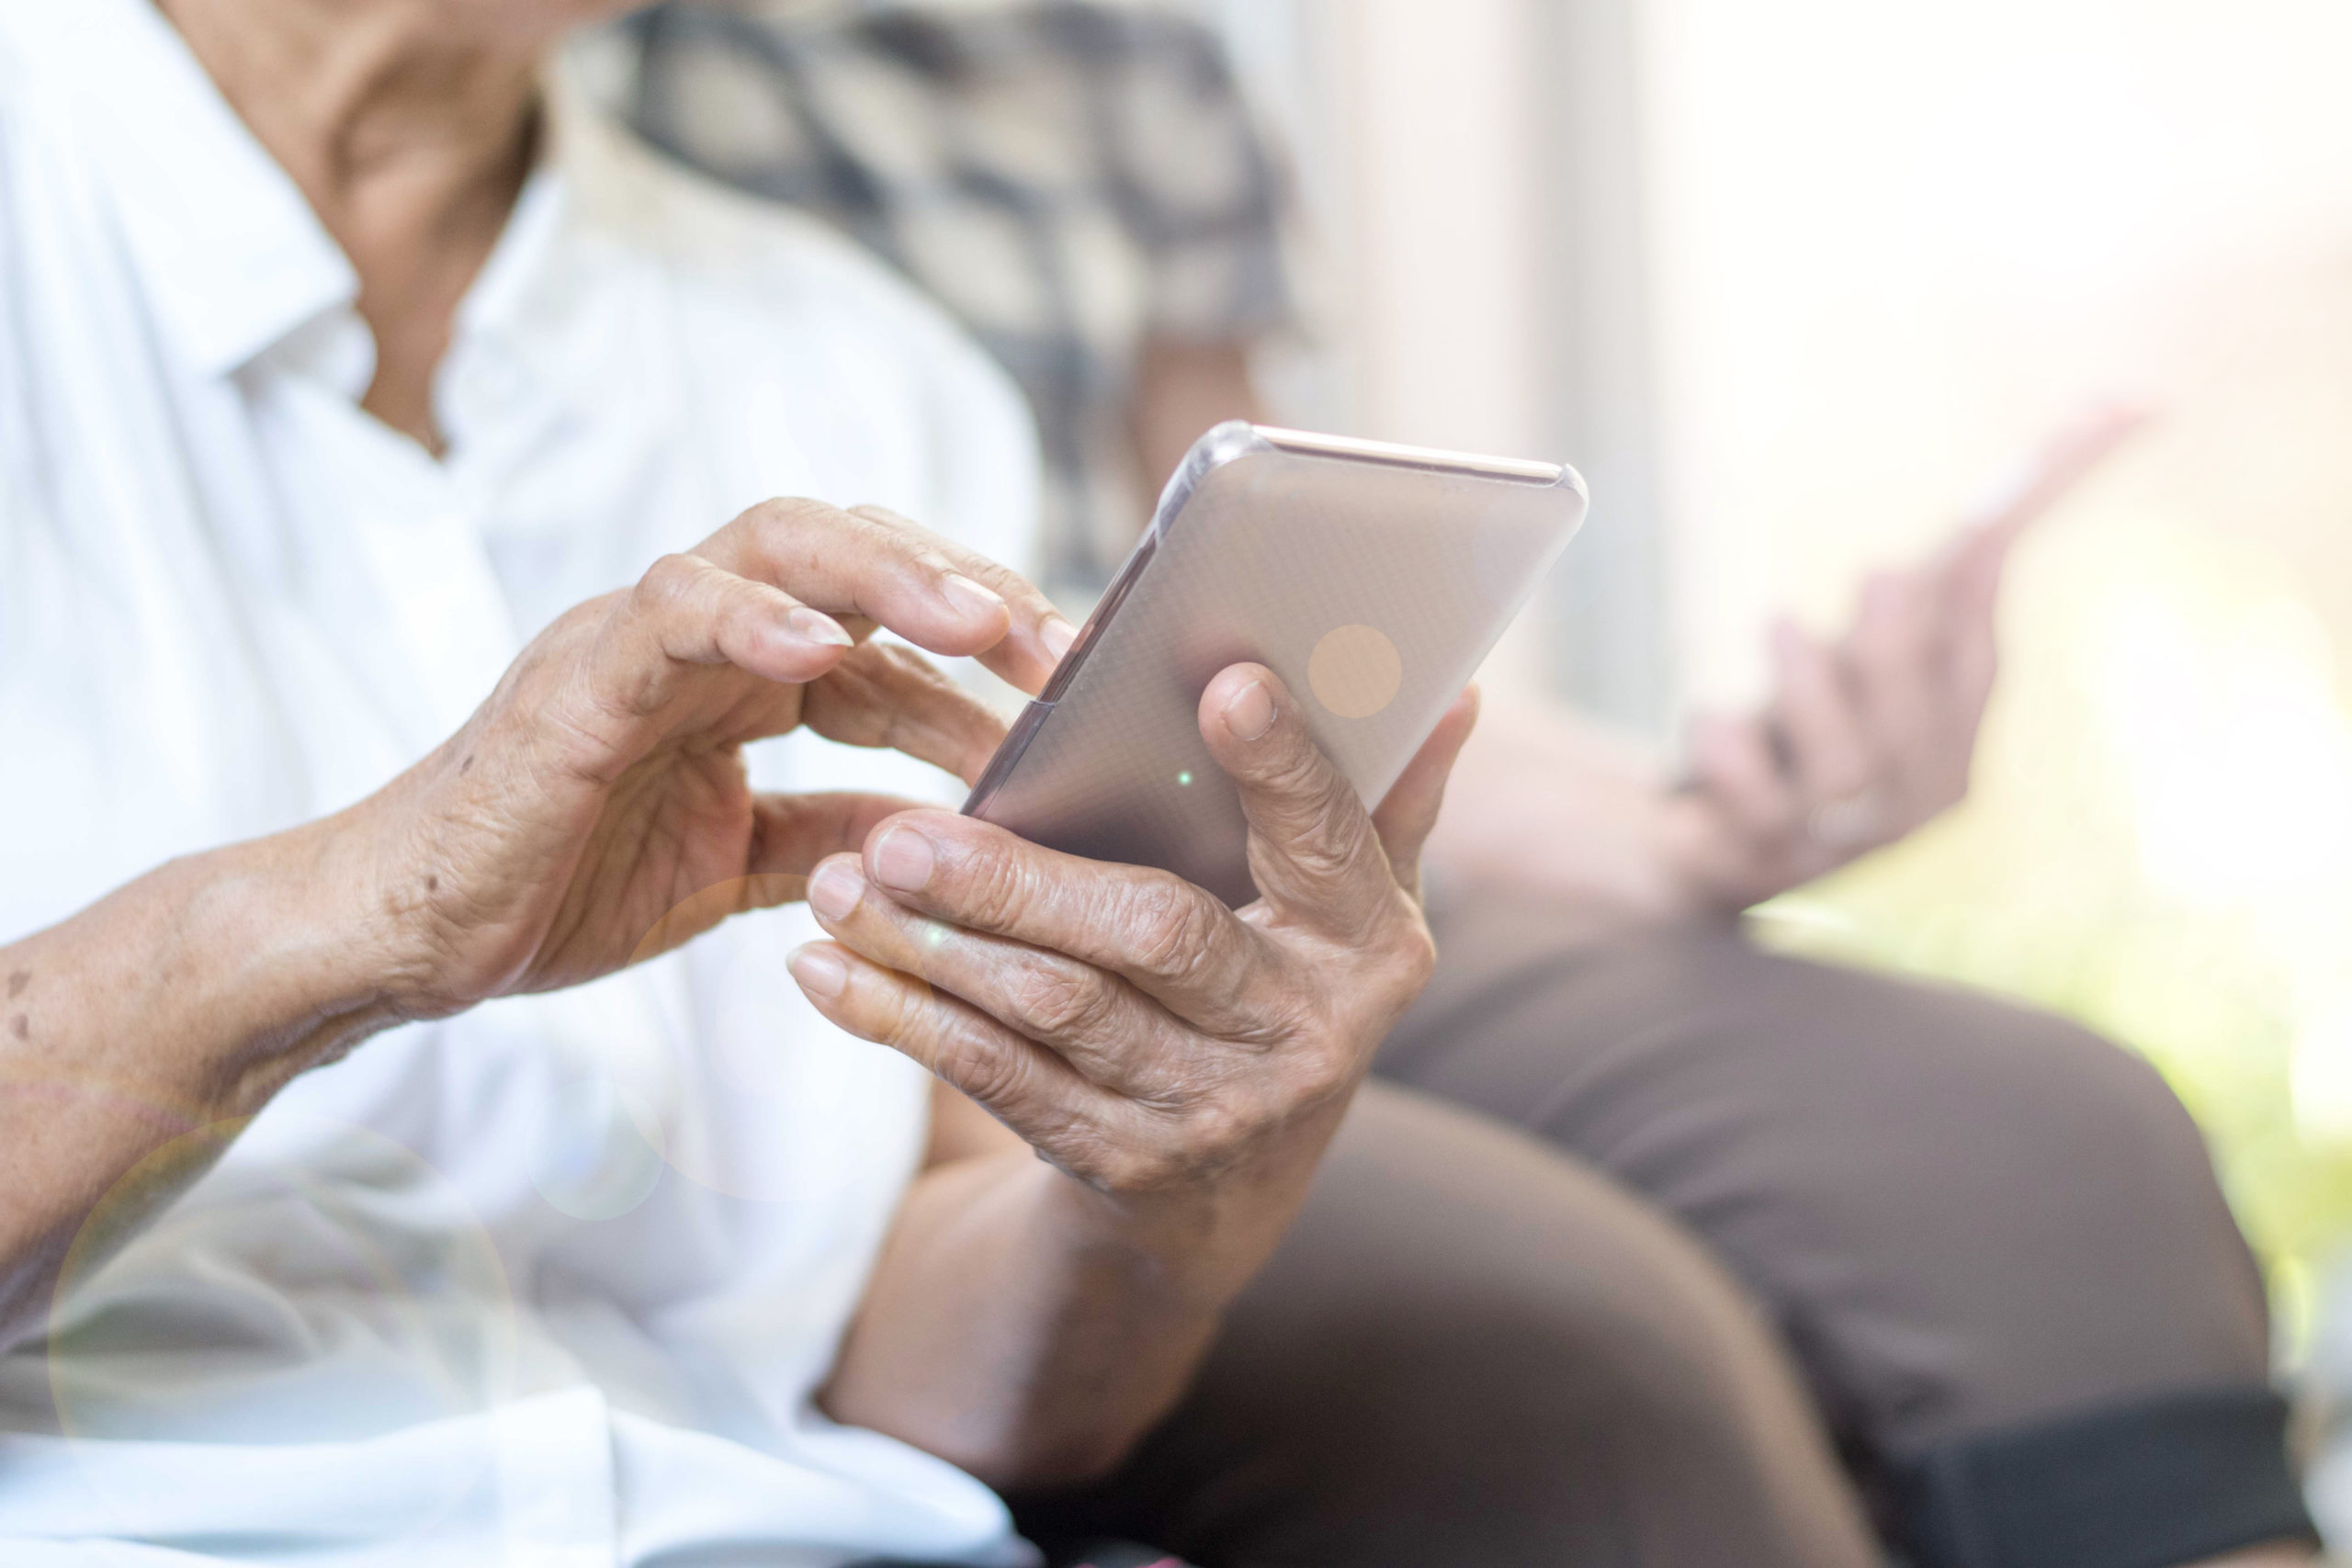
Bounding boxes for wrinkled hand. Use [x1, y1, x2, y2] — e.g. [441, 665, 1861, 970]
[788, 669, 1477, 1206]
[357, 499, 1074, 1018]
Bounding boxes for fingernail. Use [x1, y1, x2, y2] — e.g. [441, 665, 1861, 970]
[787, 944, 847, 999]
[808, 861, 865, 920]
[871, 826, 936, 892]
[1042, 615, 1079, 662]
[1223, 680, 1276, 742]
[940, 573, 1006, 620]
[786, 606, 854, 648]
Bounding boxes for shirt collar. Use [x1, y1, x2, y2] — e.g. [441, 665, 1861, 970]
[0, 0, 358, 378]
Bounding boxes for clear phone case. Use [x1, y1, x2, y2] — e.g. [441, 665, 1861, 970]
[965, 423, 1588, 908]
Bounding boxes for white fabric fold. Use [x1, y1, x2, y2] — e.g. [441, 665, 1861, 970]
[0, 1, 1045, 1561]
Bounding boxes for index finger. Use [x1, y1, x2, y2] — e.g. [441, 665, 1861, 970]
[1950, 402, 2151, 562]
[695, 498, 1078, 696]
[851, 810, 1277, 1032]
[1927, 401, 2150, 644]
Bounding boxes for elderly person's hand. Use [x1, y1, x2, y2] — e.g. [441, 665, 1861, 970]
[801, 669, 1479, 1483]
[796, 668, 1464, 1196]
[356, 499, 1074, 1019]
[0, 496, 1070, 1340]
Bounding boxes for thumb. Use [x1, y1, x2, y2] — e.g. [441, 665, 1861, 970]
[1198, 663, 1396, 930]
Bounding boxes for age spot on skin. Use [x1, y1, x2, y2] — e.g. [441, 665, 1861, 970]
[6, 971, 26, 999]
[459, 754, 475, 775]
[426, 875, 440, 894]
[9, 1015, 26, 1042]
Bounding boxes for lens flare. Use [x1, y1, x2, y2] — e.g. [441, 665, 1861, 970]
[1308, 624, 1404, 719]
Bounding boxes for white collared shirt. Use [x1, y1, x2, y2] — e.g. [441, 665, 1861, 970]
[0, 2, 1041, 1563]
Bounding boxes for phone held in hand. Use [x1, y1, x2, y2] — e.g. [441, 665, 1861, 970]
[964, 422, 1588, 908]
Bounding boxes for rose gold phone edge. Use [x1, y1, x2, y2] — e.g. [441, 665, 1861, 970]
[965, 422, 1588, 908]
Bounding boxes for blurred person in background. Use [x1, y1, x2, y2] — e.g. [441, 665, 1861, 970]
[616, 3, 2323, 1566]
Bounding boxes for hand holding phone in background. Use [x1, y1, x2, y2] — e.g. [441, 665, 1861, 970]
[1426, 403, 2149, 923]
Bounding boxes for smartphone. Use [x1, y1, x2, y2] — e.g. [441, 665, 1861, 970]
[963, 423, 1588, 908]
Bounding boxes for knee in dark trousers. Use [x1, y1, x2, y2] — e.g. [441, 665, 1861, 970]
[1014, 1083, 1878, 1568]
[1379, 907, 2310, 1564]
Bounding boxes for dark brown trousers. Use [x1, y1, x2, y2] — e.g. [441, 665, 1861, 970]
[1015, 904, 2312, 1568]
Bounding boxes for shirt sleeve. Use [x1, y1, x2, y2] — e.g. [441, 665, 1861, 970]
[1098, 10, 1300, 346]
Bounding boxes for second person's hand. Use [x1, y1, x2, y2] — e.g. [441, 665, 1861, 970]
[1665, 404, 2146, 911]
